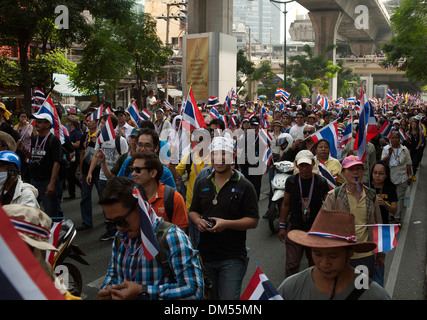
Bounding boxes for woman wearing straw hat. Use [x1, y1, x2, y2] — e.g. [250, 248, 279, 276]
[277, 209, 390, 300]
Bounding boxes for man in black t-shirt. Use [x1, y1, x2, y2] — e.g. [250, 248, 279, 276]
[279, 150, 330, 278]
[18, 113, 62, 217]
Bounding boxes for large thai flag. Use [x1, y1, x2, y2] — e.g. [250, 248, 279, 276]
[126, 102, 143, 125]
[373, 224, 399, 253]
[318, 160, 337, 190]
[240, 265, 283, 300]
[37, 95, 65, 144]
[354, 89, 368, 162]
[309, 121, 339, 159]
[132, 187, 160, 262]
[259, 128, 272, 147]
[182, 88, 207, 132]
[379, 119, 392, 140]
[97, 115, 116, 144]
[0, 206, 65, 300]
[387, 89, 397, 102]
[366, 99, 379, 143]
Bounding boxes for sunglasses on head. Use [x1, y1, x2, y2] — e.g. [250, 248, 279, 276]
[105, 205, 135, 228]
[129, 166, 150, 174]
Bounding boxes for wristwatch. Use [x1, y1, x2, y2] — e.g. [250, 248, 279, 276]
[138, 285, 149, 300]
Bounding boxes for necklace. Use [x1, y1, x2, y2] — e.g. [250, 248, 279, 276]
[298, 175, 315, 221]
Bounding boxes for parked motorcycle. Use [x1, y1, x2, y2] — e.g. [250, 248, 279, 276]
[268, 160, 294, 233]
[50, 218, 89, 296]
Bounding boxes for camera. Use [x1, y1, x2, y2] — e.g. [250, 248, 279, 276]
[205, 218, 216, 228]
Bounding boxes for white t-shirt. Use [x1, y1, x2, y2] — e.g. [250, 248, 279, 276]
[289, 124, 307, 141]
[146, 96, 157, 111]
[95, 136, 129, 180]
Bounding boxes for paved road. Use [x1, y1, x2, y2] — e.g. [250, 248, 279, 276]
[59, 159, 427, 300]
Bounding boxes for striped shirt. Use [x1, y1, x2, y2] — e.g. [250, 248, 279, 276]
[101, 218, 203, 300]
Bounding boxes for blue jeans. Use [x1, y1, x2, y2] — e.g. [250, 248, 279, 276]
[31, 178, 63, 218]
[79, 172, 100, 228]
[204, 258, 249, 300]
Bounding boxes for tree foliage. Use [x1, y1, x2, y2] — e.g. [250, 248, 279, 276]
[381, 0, 427, 83]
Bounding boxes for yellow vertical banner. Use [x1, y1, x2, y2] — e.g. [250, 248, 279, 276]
[186, 37, 209, 101]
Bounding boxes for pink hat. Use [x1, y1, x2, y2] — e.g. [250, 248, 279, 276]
[342, 155, 364, 169]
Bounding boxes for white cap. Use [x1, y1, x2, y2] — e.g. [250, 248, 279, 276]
[295, 149, 314, 165]
[31, 113, 53, 125]
[209, 137, 234, 153]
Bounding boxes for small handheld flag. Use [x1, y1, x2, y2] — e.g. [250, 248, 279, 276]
[240, 265, 283, 300]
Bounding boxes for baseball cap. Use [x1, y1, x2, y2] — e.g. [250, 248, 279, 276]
[250, 116, 260, 125]
[295, 150, 314, 165]
[342, 155, 364, 169]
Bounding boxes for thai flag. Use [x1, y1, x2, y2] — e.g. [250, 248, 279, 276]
[31, 88, 46, 110]
[262, 146, 273, 166]
[37, 96, 65, 144]
[379, 119, 392, 140]
[45, 220, 63, 265]
[230, 115, 238, 127]
[398, 128, 407, 143]
[126, 102, 143, 125]
[259, 128, 272, 147]
[302, 97, 310, 103]
[209, 106, 220, 119]
[309, 121, 339, 159]
[354, 89, 368, 162]
[230, 88, 237, 100]
[373, 224, 399, 253]
[387, 89, 397, 102]
[132, 187, 160, 262]
[207, 96, 220, 107]
[163, 100, 174, 112]
[339, 121, 352, 148]
[318, 160, 337, 190]
[347, 97, 356, 103]
[240, 265, 283, 300]
[224, 93, 232, 113]
[97, 115, 116, 144]
[140, 108, 151, 121]
[182, 87, 207, 131]
[321, 96, 330, 111]
[0, 206, 65, 300]
[260, 105, 269, 129]
[88, 104, 103, 122]
[220, 115, 228, 129]
[366, 99, 379, 143]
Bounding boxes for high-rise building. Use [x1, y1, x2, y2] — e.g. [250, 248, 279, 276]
[233, 0, 281, 45]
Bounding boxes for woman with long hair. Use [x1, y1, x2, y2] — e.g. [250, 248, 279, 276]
[406, 118, 423, 178]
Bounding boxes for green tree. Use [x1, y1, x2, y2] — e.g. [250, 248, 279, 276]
[336, 60, 360, 98]
[250, 60, 278, 99]
[0, 0, 135, 112]
[236, 49, 255, 97]
[381, 0, 427, 83]
[287, 44, 341, 98]
[70, 19, 132, 104]
[117, 12, 173, 107]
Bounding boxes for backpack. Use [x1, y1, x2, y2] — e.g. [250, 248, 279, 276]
[163, 185, 175, 223]
[114, 220, 216, 300]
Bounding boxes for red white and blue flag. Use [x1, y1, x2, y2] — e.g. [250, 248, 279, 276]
[224, 93, 232, 113]
[45, 220, 63, 265]
[261, 146, 273, 166]
[386, 89, 397, 102]
[366, 99, 379, 143]
[132, 187, 160, 262]
[318, 160, 337, 190]
[140, 108, 151, 121]
[126, 102, 143, 125]
[88, 104, 104, 122]
[275, 88, 290, 101]
[31, 88, 46, 110]
[354, 89, 369, 162]
[97, 115, 116, 144]
[207, 96, 220, 107]
[37, 95, 65, 144]
[230, 88, 237, 100]
[209, 106, 220, 119]
[339, 120, 352, 148]
[240, 265, 283, 300]
[163, 100, 174, 112]
[309, 121, 339, 159]
[0, 206, 65, 300]
[183, 88, 207, 132]
[379, 119, 392, 140]
[372, 224, 399, 253]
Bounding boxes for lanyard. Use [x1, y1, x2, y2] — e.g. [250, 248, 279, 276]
[34, 132, 51, 154]
[192, 157, 207, 176]
[298, 175, 314, 216]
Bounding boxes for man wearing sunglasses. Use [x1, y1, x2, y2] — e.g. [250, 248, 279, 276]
[280, 125, 317, 163]
[129, 151, 188, 233]
[98, 177, 203, 300]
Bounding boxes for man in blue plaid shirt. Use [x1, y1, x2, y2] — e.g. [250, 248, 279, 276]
[97, 177, 203, 300]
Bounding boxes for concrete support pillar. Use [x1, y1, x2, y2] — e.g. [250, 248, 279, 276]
[309, 10, 343, 100]
[188, 0, 233, 35]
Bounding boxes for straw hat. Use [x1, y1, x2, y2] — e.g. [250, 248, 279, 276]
[288, 209, 376, 253]
[3, 204, 58, 252]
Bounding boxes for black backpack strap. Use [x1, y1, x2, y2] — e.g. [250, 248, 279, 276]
[346, 279, 372, 300]
[155, 220, 174, 280]
[115, 135, 122, 155]
[163, 185, 175, 223]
